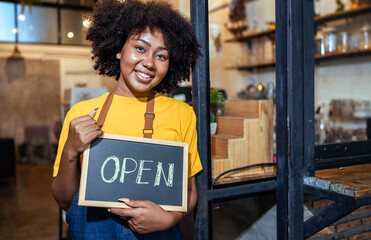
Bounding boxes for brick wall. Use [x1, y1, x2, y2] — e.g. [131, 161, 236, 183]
[306, 196, 371, 240]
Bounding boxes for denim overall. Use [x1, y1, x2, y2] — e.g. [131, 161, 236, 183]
[66, 191, 184, 240]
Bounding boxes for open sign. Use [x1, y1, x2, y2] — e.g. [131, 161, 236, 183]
[78, 134, 188, 212]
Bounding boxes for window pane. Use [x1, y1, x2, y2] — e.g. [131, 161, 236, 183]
[17, 5, 58, 44]
[61, 9, 90, 45]
[314, 2, 371, 144]
[40, 0, 58, 3]
[60, 0, 94, 7]
[208, 0, 276, 185]
[0, 2, 16, 42]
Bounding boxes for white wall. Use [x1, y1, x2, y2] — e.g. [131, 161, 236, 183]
[0, 43, 116, 103]
[209, 0, 275, 100]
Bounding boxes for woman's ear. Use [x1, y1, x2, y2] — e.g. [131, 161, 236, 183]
[116, 53, 121, 59]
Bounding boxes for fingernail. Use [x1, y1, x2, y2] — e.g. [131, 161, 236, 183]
[118, 198, 130, 203]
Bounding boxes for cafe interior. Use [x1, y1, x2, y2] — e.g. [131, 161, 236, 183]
[1, 0, 371, 239]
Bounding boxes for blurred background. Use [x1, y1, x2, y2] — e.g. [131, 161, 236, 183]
[1, 0, 371, 239]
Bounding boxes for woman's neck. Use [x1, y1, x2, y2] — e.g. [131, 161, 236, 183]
[114, 82, 152, 98]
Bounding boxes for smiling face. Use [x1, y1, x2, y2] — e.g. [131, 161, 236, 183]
[115, 27, 170, 98]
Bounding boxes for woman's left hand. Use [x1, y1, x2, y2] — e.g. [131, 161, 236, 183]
[108, 199, 183, 234]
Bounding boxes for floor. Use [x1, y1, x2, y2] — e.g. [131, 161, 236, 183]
[0, 164, 276, 240]
[0, 165, 60, 240]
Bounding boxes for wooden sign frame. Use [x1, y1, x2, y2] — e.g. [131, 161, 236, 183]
[78, 133, 188, 212]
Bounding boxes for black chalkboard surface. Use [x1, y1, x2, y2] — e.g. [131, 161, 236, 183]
[78, 133, 188, 212]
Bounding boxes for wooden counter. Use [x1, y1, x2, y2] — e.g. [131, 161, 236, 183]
[305, 164, 371, 197]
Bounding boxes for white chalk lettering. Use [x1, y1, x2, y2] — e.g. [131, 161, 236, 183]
[154, 162, 174, 187]
[120, 158, 138, 183]
[101, 156, 120, 183]
[135, 160, 153, 185]
[99, 156, 175, 187]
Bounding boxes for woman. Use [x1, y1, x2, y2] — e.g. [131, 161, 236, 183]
[51, 0, 202, 239]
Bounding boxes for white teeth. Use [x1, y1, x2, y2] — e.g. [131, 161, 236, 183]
[136, 71, 151, 79]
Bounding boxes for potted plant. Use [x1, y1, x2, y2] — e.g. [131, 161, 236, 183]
[210, 88, 225, 117]
[210, 112, 217, 135]
[210, 89, 225, 135]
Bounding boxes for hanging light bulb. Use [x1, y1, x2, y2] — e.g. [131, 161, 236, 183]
[18, 13, 26, 21]
[67, 32, 74, 38]
[83, 19, 90, 28]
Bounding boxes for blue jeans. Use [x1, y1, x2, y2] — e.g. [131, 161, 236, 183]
[66, 191, 184, 240]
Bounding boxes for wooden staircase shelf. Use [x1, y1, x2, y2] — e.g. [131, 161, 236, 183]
[211, 100, 274, 180]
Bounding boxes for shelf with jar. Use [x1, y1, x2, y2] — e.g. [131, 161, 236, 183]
[315, 99, 371, 144]
[225, 47, 371, 71]
[314, 4, 371, 24]
[225, 4, 371, 43]
[224, 3, 371, 71]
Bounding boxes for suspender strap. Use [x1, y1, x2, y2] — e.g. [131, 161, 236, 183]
[143, 92, 155, 139]
[97, 91, 114, 128]
[96, 91, 155, 139]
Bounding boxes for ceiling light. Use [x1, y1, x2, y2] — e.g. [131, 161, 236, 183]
[83, 19, 90, 28]
[18, 14, 26, 21]
[67, 32, 74, 38]
[12, 28, 18, 34]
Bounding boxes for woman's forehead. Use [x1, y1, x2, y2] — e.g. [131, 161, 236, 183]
[128, 26, 169, 48]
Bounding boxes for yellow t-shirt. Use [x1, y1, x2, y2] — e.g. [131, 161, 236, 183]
[53, 92, 202, 178]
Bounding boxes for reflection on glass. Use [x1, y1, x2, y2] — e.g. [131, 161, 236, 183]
[61, 9, 90, 45]
[314, 0, 371, 144]
[0, 2, 16, 42]
[17, 5, 58, 44]
[40, 0, 58, 3]
[60, 0, 94, 7]
[208, 0, 276, 185]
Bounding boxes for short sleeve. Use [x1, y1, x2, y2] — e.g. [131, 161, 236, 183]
[182, 107, 203, 178]
[53, 110, 73, 177]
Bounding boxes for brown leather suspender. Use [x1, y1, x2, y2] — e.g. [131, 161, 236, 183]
[143, 93, 155, 138]
[96, 91, 155, 139]
[96, 91, 114, 128]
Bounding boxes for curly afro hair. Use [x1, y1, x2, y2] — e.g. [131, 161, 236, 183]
[86, 0, 200, 93]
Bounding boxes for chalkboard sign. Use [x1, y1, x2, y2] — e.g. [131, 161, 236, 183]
[78, 133, 188, 212]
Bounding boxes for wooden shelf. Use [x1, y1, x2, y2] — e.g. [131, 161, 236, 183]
[314, 4, 371, 24]
[315, 48, 371, 62]
[214, 170, 276, 185]
[305, 163, 371, 197]
[225, 60, 276, 71]
[225, 29, 275, 43]
[225, 48, 371, 71]
[225, 5, 371, 43]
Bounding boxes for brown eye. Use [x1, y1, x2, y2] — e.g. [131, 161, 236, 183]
[136, 46, 145, 52]
[157, 54, 168, 61]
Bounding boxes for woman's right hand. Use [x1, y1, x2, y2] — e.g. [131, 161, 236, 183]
[64, 108, 104, 160]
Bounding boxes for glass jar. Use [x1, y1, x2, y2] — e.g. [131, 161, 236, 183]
[315, 31, 326, 55]
[314, 0, 321, 16]
[338, 31, 350, 52]
[360, 26, 370, 49]
[324, 27, 337, 53]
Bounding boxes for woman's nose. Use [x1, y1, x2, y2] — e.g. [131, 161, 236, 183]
[142, 54, 154, 69]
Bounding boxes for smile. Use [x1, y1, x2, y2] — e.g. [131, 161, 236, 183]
[135, 71, 153, 80]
